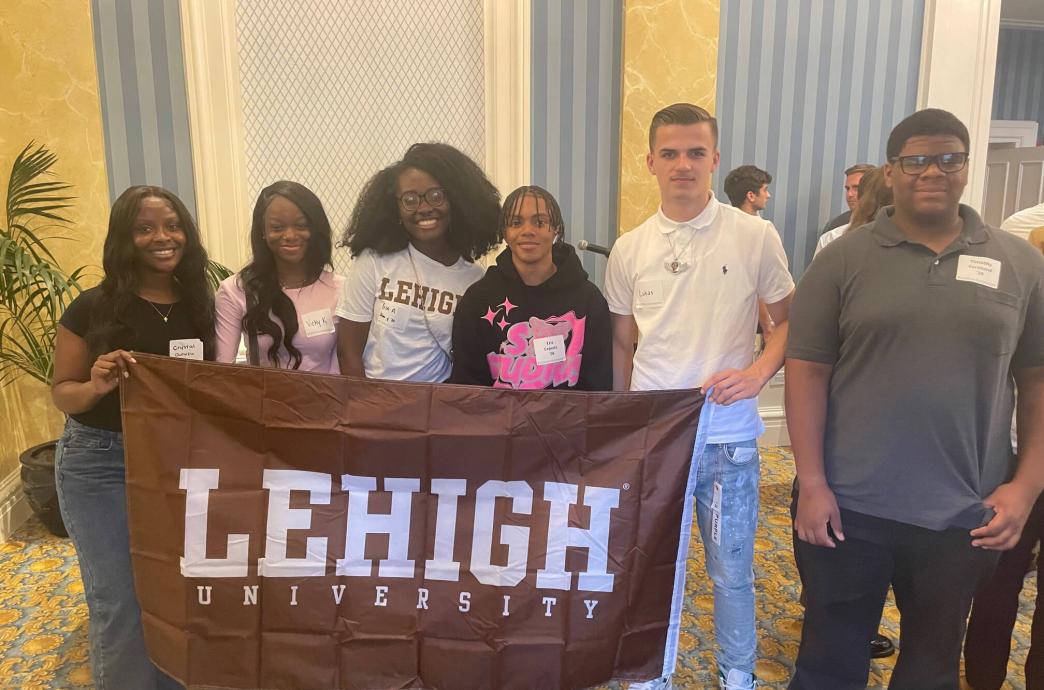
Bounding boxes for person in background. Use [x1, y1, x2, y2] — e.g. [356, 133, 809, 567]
[786, 108, 1044, 690]
[607, 103, 795, 690]
[1000, 200, 1044, 238]
[724, 165, 782, 347]
[820, 163, 874, 235]
[815, 167, 894, 256]
[215, 181, 343, 372]
[724, 165, 773, 216]
[51, 186, 214, 689]
[336, 142, 501, 382]
[450, 185, 611, 390]
[963, 229, 1044, 690]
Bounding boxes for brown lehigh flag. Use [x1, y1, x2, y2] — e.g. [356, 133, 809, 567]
[121, 355, 706, 690]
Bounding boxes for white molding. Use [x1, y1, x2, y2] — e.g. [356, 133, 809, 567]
[990, 120, 1040, 147]
[917, 0, 1002, 211]
[757, 369, 789, 447]
[179, 0, 251, 272]
[758, 406, 790, 448]
[1000, 18, 1044, 31]
[483, 0, 531, 195]
[0, 469, 31, 543]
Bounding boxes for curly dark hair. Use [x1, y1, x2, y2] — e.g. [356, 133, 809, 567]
[88, 185, 215, 359]
[239, 181, 333, 369]
[342, 142, 501, 261]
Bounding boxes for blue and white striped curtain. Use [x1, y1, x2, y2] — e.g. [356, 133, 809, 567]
[531, 0, 624, 289]
[714, 0, 924, 277]
[91, 0, 197, 213]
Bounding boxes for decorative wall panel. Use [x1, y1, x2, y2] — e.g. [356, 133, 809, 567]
[235, 0, 486, 274]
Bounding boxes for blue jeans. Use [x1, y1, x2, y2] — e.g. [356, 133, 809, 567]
[54, 417, 181, 690]
[694, 439, 760, 676]
[634, 438, 760, 690]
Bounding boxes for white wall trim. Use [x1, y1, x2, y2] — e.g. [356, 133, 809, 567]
[179, 0, 251, 272]
[757, 369, 789, 447]
[0, 469, 31, 543]
[990, 119, 1040, 147]
[1000, 18, 1044, 31]
[483, 0, 531, 195]
[917, 0, 1002, 211]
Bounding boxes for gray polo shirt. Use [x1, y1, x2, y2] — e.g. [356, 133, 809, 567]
[787, 205, 1044, 531]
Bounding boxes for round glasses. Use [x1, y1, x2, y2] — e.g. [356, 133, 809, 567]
[890, 152, 969, 175]
[398, 187, 447, 212]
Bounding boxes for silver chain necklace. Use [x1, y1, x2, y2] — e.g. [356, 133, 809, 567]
[147, 300, 175, 323]
[664, 229, 695, 274]
[406, 245, 453, 363]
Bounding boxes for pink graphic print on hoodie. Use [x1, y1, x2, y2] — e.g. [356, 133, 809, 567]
[486, 311, 586, 389]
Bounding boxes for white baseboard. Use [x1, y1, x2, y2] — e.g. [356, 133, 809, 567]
[0, 469, 31, 543]
[757, 369, 790, 447]
[758, 405, 790, 447]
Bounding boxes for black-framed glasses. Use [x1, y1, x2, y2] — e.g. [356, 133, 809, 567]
[398, 187, 447, 212]
[890, 152, 969, 175]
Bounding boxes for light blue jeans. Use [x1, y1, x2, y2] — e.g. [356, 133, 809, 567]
[694, 439, 760, 677]
[634, 438, 760, 689]
[54, 417, 182, 690]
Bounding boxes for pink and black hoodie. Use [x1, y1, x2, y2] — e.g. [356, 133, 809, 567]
[450, 242, 612, 391]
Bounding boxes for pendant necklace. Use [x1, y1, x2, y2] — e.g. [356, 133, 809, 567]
[664, 229, 695, 274]
[407, 245, 453, 362]
[147, 300, 175, 323]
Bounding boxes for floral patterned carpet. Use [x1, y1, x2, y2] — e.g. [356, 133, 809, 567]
[0, 447, 1034, 689]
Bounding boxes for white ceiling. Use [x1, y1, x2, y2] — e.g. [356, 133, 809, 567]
[1002, 0, 1044, 24]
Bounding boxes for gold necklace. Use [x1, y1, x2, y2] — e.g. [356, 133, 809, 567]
[147, 300, 175, 323]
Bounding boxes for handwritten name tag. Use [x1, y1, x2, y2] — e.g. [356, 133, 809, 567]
[169, 338, 203, 360]
[301, 308, 335, 337]
[955, 255, 1001, 290]
[636, 279, 664, 307]
[377, 302, 410, 332]
[533, 335, 566, 365]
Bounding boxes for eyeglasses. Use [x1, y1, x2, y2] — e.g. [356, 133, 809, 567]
[890, 152, 969, 175]
[398, 187, 447, 212]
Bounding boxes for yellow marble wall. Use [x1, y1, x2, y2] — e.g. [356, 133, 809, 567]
[618, 0, 720, 234]
[0, 0, 109, 479]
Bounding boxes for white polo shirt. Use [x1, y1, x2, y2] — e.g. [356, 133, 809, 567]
[604, 194, 794, 443]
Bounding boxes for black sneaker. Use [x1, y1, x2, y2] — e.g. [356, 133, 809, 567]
[870, 633, 896, 658]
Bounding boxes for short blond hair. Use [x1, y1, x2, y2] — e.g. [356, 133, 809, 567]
[1028, 226, 1044, 255]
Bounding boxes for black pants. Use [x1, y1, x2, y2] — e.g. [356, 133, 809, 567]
[789, 509, 998, 690]
[964, 493, 1044, 690]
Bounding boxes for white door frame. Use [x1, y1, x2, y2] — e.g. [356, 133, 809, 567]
[917, 0, 1003, 211]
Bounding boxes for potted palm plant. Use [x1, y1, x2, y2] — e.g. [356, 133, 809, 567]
[1, 143, 84, 536]
[2, 143, 232, 537]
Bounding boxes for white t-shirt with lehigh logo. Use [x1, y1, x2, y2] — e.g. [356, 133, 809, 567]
[604, 195, 794, 443]
[337, 247, 483, 382]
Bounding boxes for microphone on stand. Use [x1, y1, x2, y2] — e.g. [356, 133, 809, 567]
[576, 239, 611, 257]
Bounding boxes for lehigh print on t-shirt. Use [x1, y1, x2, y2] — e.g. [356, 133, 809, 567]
[482, 298, 586, 389]
[378, 277, 463, 315]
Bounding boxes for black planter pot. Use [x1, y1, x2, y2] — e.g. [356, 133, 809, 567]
[19, 440, 68, 537]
